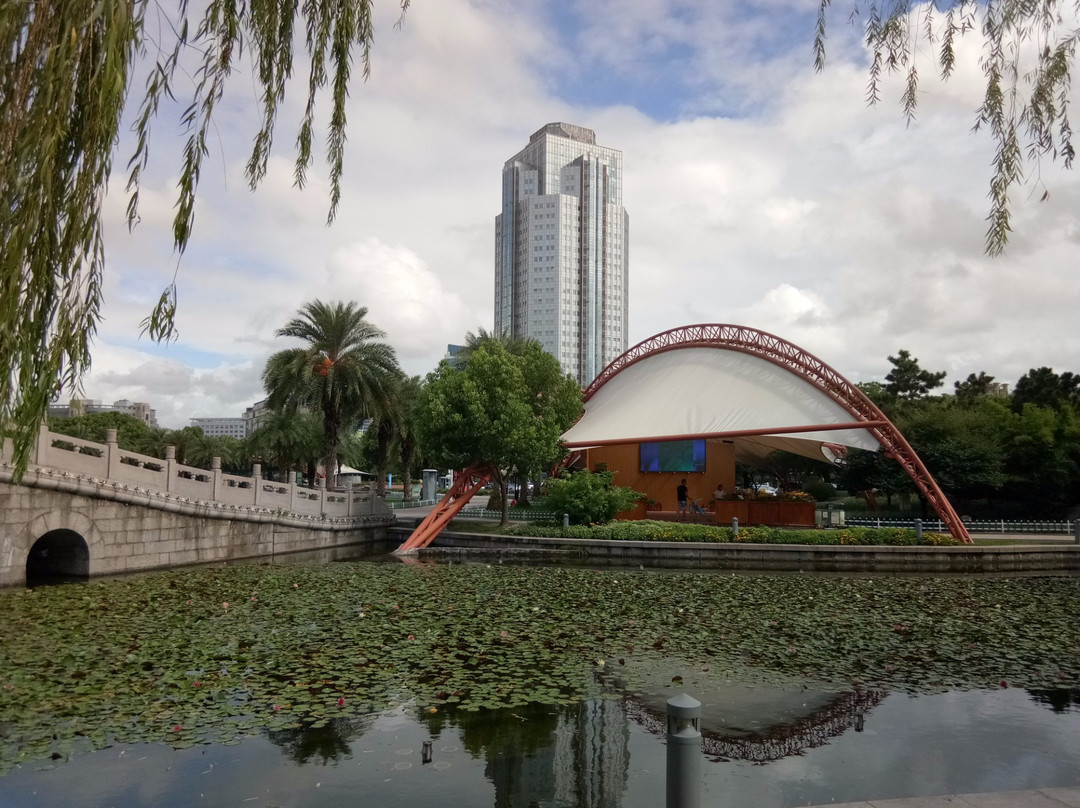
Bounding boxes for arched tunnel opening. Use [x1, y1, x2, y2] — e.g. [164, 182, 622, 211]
[26, 530, 90, 585]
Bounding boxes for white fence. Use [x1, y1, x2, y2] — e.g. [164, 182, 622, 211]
[4, 427, 381, 519]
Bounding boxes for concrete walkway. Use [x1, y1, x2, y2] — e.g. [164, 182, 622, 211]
[806, 787, 1080, 807]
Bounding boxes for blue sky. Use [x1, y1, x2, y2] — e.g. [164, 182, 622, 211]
[79, 0, 1080, 427]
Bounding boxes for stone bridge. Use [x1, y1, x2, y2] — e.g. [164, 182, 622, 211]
[0, 427, 395, 587]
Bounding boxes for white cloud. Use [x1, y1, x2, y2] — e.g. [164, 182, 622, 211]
[75, 0, 1080, 427]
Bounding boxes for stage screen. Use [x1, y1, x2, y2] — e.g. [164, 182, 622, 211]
[639, 439, 706, 473]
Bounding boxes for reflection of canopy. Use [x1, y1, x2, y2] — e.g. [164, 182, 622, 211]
[562, 324, 971, 542]
[561, 346, 881, 461]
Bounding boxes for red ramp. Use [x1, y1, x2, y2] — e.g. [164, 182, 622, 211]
[393, 464, 492, 554]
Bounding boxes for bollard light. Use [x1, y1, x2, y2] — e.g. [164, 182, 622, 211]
[914, 518, 923, 542]
[731, 516, 738, 536]
[666, 693, 702, 808]
[563, 513, 569, 529]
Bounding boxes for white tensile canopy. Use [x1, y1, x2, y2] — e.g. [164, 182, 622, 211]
[561, 346, 881, 465]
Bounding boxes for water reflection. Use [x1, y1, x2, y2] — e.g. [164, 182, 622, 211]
[266, 715, 375, 765]
[1028, 688, 1080, 714]
[5, 688, 1080, 807]
[419, 700, 629, 808]
[624, 688, 887, 763]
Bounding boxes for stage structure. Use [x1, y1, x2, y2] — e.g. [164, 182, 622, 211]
[561, 324, 972, 543]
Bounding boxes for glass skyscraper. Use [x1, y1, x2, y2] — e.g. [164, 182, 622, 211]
[495, 123, 629, 386]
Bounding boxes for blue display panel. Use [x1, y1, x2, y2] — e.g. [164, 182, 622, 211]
[639, 439, 706, 473]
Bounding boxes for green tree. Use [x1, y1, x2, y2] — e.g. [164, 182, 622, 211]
[392, 375, 425, 503]
[262, 301, 400, 488]
[254, 410, 324, 483]
[996, 400, 1080, 513]
[1012, 367, 1080, 412]
[415, 341, 582, 525]
[884, 349, 947, 402]
[954, 372, 997, 407]
[48, 412, 153, 448]
[816, 0, 1080, 255]
[1, 1, 410, 478]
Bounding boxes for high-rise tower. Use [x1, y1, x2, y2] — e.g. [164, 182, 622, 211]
[495, 123, 629, 386]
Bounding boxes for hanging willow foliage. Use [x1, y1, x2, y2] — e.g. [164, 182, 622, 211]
[815, 0, 1078, 256]
[0, 0, 408, 477]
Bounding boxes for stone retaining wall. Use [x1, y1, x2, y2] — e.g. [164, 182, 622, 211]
[390, 529, 1080, 574]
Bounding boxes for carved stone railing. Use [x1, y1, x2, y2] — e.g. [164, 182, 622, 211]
[2, 426, 387, 522]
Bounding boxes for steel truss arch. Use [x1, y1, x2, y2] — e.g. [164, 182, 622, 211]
[581, 324, 971, 543]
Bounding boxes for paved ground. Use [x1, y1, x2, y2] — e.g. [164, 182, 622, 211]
[804, 787, 1080, 807]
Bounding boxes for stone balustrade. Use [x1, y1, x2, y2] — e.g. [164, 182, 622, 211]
[5, 426, 382, 520]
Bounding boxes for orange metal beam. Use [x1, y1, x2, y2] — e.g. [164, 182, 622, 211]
[393, 464, 493, 554]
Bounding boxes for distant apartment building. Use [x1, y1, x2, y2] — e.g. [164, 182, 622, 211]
[495, 122, 629, 386]
[47, 398, 158, 427]
[189, 417, 247, 439]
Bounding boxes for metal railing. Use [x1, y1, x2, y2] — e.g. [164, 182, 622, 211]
[456, 507, 559, 522]
[846, 517, 1076, 535]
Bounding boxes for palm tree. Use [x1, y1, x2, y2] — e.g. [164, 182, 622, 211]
[458, 327, 533, 364]
[262, 301, 399, 487]
[247, 409, 323, 482]
[393, 375, 424, 503]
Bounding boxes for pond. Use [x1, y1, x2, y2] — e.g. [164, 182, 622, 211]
[2, 559, 1080, 807]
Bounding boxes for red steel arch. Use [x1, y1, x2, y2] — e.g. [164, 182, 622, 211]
[579, 324, 972, 543]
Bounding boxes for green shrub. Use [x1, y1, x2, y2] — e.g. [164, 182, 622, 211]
[541, 470, 642, 525]
[501, 519, 960, 546]
[804, 480, 837, 501]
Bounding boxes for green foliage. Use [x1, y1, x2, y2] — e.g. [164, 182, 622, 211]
[816, 0, 1080, 256]
[1, 0, 409, 479]
[542, 471, 643, 525]
[884, 349, 947, 402]
[247, 410, 323, 480]
[803, 479, 838, 501]
[414, 340, 582, 522]
[49, 412, 153, 448]
[502, 519, 959, 546]
[954, 372, 997, 407]
[263, 300, 400, 483]
[1012, 367, 1080, 413]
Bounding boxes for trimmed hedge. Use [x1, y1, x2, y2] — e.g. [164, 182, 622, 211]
[500, 519, 961, 546]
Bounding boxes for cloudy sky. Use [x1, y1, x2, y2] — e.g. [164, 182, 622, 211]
[84, 0, 1080, 428]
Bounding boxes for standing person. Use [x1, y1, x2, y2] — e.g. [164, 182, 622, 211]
[676, 478, 689, 520]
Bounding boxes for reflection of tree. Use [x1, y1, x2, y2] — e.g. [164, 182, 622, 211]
[266, 716, 373, 765]
[423, 700, 629, 808]
[625, 689, 887, 764]
[422, 702, 558, 759]
[1027, 689, 1080, 714]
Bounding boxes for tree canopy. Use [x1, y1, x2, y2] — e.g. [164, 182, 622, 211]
[884, 349, 947, 401]
[816, 0, 1080, 255]
[414, 340, 582, 524]
[1, 0, 409, 478]
[262, 300, 400, 485]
